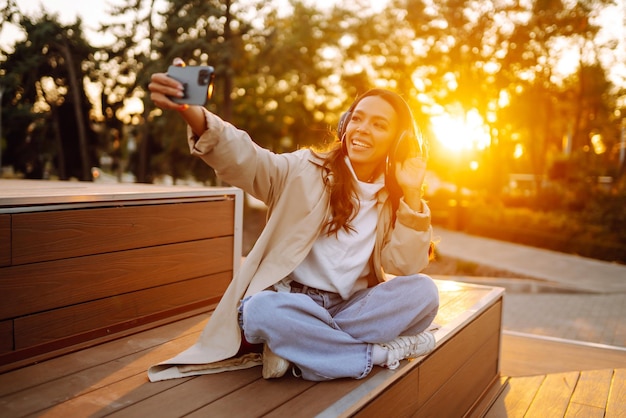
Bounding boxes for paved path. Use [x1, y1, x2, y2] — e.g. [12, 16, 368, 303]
[432, 228, 626, 294]
[432, 227, 626, 349]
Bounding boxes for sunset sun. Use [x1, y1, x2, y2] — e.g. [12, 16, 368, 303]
[430, 110, 491, 152]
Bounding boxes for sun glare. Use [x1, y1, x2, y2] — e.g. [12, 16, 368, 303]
[430, 109, 491, 152]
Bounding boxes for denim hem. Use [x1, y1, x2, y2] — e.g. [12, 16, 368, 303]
[357, 343, 374, 379]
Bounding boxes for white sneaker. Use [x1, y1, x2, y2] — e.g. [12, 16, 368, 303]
[262, 344, 290, 379]
[378, 331, 436, 370]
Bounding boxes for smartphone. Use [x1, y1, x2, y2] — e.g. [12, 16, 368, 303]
[167, 65, 215, 106]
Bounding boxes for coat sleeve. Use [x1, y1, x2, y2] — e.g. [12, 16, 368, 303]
[186, 108, 302, 205]
[380, 198, 433, 276]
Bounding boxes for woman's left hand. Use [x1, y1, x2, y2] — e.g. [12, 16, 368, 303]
[395, 156, 427, 212]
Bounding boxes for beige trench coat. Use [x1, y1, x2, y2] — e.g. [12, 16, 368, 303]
[148, 110, 433, 382]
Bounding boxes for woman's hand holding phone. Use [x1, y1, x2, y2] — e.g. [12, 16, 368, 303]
[148, 58, 212, 136]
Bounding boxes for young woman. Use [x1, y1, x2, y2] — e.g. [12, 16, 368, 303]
[147, 61, 439, 382]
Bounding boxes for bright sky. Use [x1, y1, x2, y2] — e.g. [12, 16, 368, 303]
[3, 0, 624, 49]
[0, 0, 341, 50]
[1, 1, 107, 48]
[1, 0, 624, 88]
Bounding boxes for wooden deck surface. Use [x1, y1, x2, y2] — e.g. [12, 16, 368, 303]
[0, 281, 503, 417]
[486, 369, 626, 417]
[492, 333, 626, 417]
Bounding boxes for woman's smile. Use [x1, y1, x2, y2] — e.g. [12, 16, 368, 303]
[345, 96, 398, 181]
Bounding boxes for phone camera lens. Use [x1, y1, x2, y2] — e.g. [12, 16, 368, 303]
[198, 70, 210, 85]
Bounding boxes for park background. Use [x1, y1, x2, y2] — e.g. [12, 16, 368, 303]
[1, 0, 625, 263]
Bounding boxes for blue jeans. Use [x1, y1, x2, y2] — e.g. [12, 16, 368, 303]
[240, 274, 439, 381]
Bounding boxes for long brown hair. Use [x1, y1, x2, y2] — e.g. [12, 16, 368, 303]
[318, 89, 421, 236]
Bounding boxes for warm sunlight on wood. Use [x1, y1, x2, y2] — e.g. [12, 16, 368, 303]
[431, 110, 491, 152]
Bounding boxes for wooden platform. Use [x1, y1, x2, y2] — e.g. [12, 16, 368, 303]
[0, 180, 243, 372]
[0, 281, 504, 417]
[485, 332, 626, 417]
[486, 369, 626, 417]
[501, 331, 626, 378]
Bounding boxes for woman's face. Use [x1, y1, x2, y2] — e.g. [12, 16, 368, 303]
[345, 95, 399, 181]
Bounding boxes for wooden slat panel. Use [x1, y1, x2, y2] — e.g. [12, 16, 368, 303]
[0, 313, 209, 396]
[0, 332, 203, 417]
[39, 373, 191, 418]
[568, 369, 613, 412]
[0, 214, 10, 266]
[186, 375, 314, 417]
[264, 376, 364, 417]
[14, 272, 231, 349]
[606, 368, 626, 416]
[356, 368, 420, 417]
[415, 331, 500, 416]
[565, 401, 605, 418]
[0, 237, 233, 320]
[12, 200, 234, 265]
[104, 369, 261, 418]
[418, 300, 502, 405]
[525, 371, 580, 417]
[45, 369, 259, 418]
[0, 320, 13, 354]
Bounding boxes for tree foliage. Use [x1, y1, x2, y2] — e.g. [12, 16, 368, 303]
[0, 0, 623, 193]
[0, 11, 97, 180]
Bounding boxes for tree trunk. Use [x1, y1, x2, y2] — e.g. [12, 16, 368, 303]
[137, 0, 158, 183]
[58, 41, 91, 181]
[222, 0, 233, 122]
[51, 108, 66, 180]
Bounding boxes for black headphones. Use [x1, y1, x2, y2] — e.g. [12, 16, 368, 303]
[337, 92, 425, 174]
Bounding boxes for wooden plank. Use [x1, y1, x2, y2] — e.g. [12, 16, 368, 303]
[0, 331, 203, 417]
[264, 376, 365, 417]
[185, 374, 315, 417]
[568, 369, 613, 411]
[0, 313, 209, 396]
[525, 371, 580, 417]
[484, 375, 545, 417]
[434, 288, 491, 326]
[11, 200, 234, 265]
[355, 367, 420, 417]
[0, 237, 233, 320]
[606, 368, 626, 417]
[0, 179, 238, 207]
[0, 320, 13, 354]
[36, 369, 259, 418]
[103, 370, 261, 418]
[13, 272, 230, 349]
[565, 401, 605, 418]
[0, 214, 9, 266]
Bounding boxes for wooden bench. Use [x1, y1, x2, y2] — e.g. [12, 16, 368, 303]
[0, 180, 505, 416]
[0, 279, 504, 417]
[0, 180, 243, 372]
